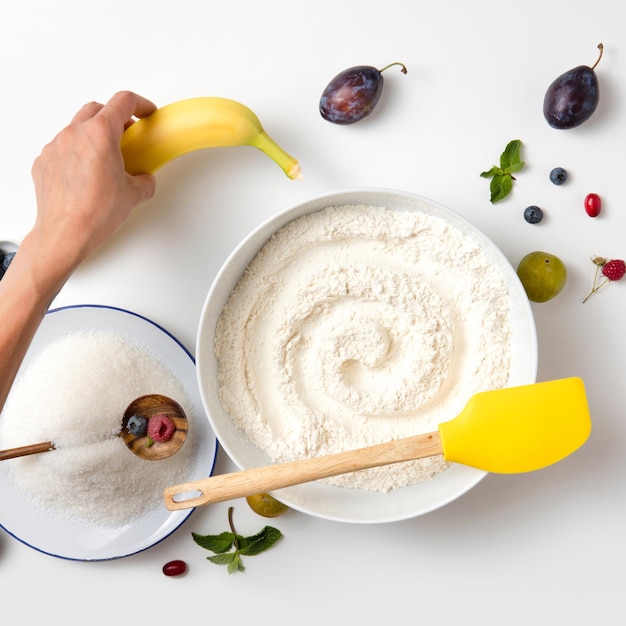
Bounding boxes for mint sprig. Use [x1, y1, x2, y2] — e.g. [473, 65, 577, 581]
[192, 506, 283, 574]
[480, 139, 525, 203]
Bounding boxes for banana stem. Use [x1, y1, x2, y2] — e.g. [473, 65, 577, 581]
[252, 131, 303, 180]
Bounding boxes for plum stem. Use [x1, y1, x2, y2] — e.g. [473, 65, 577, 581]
[591, 43, 604, 71]
[379, 62, 407, 75]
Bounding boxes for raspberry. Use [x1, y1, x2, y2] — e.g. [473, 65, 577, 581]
[147, 414, 176, 442]
[601, 259, 625, 281]
[583, 257, 625, 303]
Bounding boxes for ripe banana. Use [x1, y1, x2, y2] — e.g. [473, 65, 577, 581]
[120, 97, 302, 180]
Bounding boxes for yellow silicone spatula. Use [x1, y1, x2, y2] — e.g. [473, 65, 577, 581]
[164, 377, 591, 511]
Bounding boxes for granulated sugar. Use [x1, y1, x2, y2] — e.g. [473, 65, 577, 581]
[0, 329, 197, 527]
[214, 204, 512, 492]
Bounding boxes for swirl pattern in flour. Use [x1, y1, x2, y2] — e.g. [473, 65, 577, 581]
[214, 204, 512, 492]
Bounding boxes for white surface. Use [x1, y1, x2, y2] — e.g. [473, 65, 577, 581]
[0, 305, 218, 560]
[196, 188, 537, 522]
[0, 0, 623, 623]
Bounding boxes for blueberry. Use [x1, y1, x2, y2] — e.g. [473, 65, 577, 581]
[524, 205, 544, 224]
[126, 414, 148, 437]
[1, 251, 15, 273]
[549, 167, 568, 185]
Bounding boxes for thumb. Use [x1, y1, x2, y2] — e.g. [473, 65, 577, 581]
[128, 173, 157, 205]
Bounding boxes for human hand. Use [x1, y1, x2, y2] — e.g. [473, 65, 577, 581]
[29, 90, 158, 283]
[0, 91, 159, 409]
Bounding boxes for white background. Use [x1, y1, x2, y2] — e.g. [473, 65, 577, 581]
[1, 0, 624, 623]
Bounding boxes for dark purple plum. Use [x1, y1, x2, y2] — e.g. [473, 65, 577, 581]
[543, 44, 603, 129]
[319, 62, 407, 125]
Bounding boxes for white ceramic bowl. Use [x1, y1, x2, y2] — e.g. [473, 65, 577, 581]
[196, 188, 537, 523]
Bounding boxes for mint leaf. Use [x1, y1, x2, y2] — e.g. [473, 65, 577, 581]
[500, 139, 523, 171]
[207, 552, 237, 566]
[481, 139, 525, 203]
[238, 526, 283, 556]
[228, 553, 244, 574]
[193, 507, 283, 574]
[480, 165, 503, 179]
[507, 160, 525, 174]
[192, 530, 234, 553]
[206, 552, 245, 575]
[489, 174, 513, 203]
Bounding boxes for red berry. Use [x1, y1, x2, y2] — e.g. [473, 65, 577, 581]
[147, 414, 176, 442]
[162, 559, 187, 576]
[584, 193, 601, 217]
[601, 259, 626, 281]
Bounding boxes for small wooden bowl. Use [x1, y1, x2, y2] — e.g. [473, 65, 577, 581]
[120, 394, 188, 461]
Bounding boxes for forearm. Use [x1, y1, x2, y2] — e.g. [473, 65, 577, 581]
[0, 91, 157, 413]
[0, 233, 72, 411]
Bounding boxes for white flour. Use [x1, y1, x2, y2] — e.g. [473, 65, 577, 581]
[214, 204, 512, 492]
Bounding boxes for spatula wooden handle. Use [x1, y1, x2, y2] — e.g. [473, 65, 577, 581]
[164, 431, 443, 511]
[0, 441, 54, 461]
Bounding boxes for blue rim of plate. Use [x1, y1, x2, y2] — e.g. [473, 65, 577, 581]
[0, 304, 218, 561]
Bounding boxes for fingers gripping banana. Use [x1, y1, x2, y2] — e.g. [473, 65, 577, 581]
[120, 97, 302, 180]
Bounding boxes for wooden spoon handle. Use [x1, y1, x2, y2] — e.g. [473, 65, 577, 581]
[0, 441, 54, 461]
[164, 431, 443, 511]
